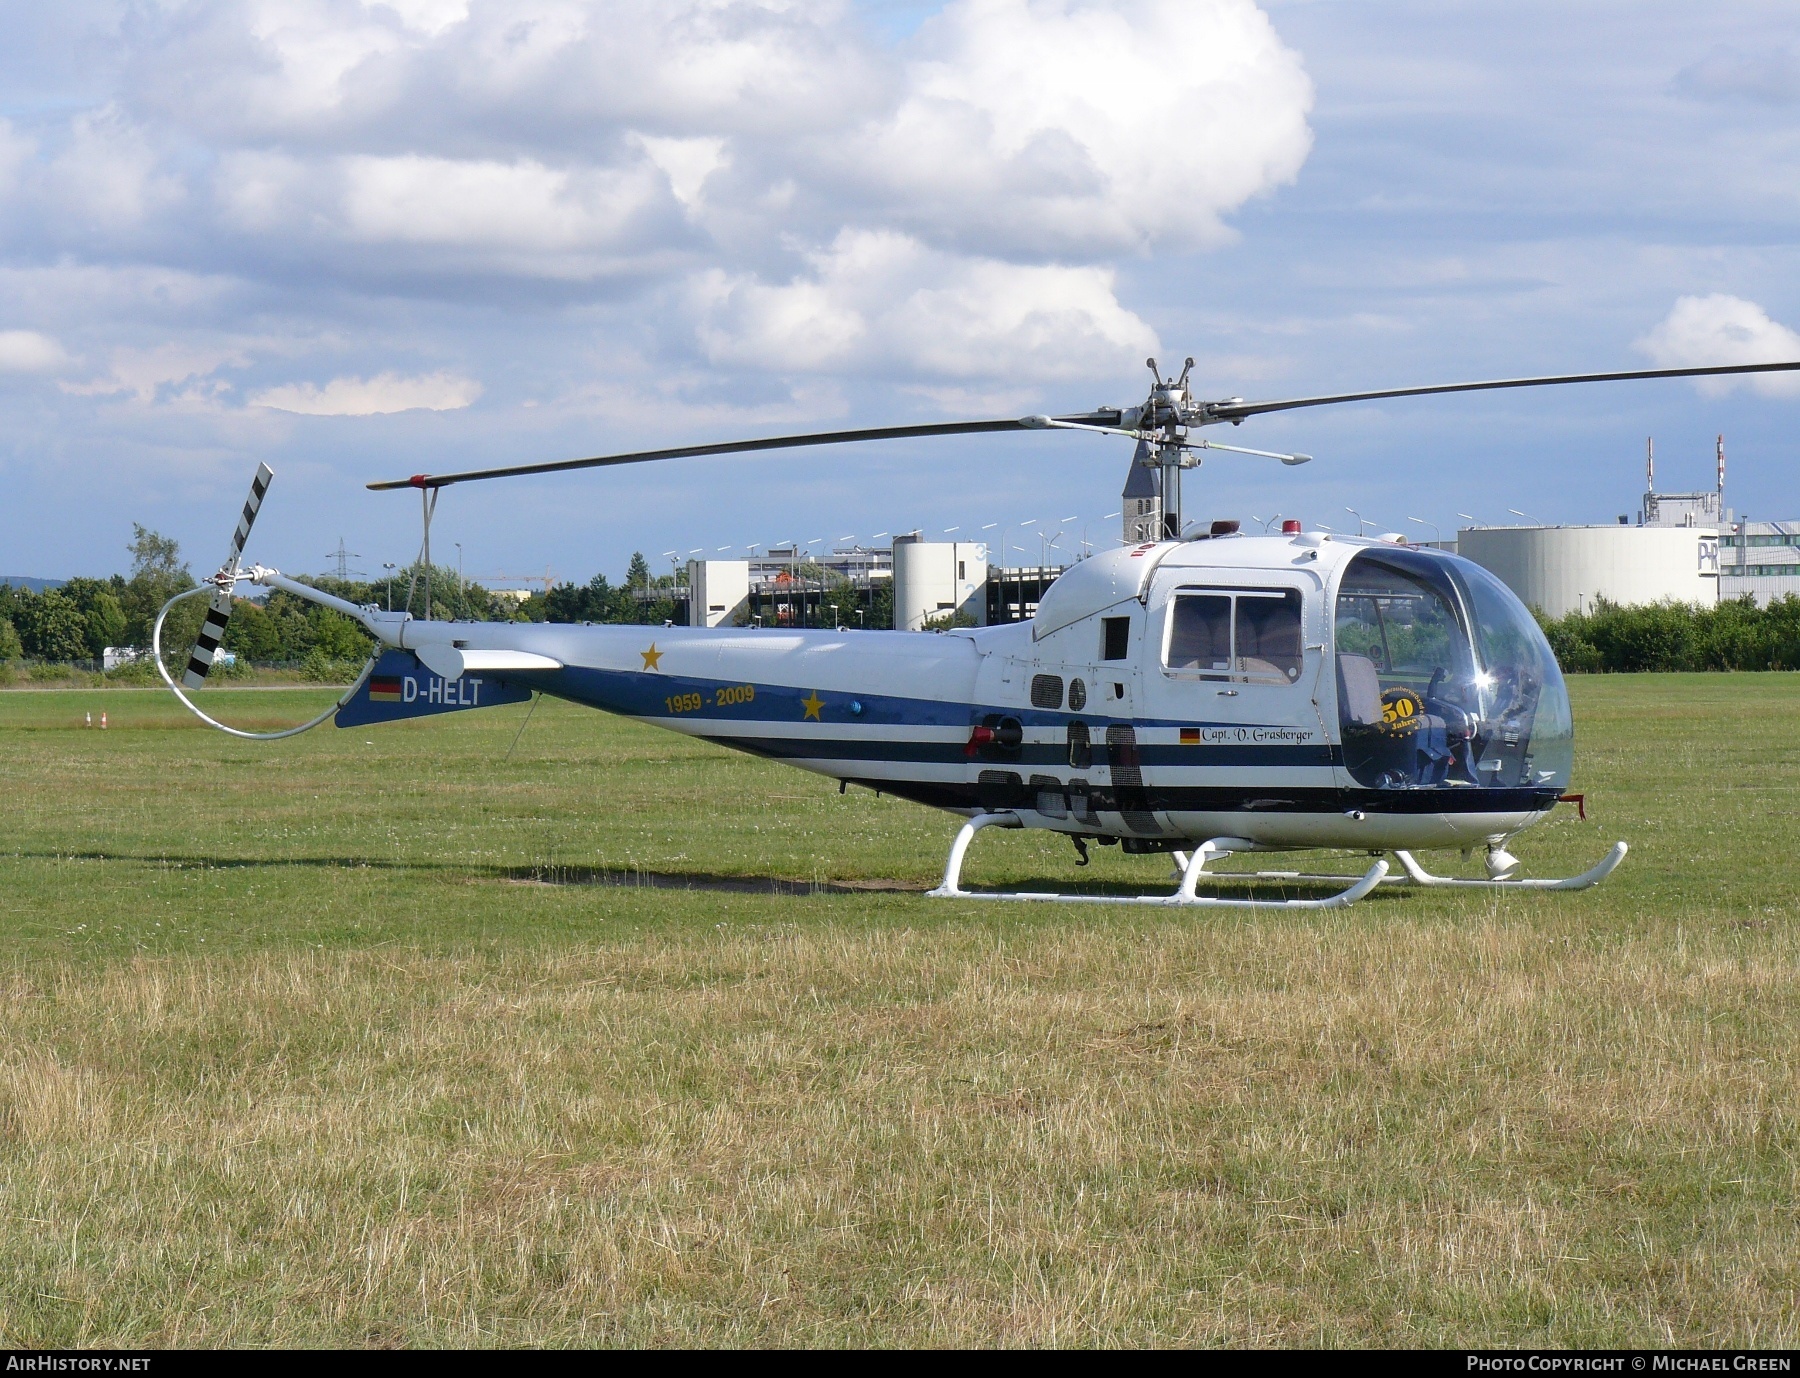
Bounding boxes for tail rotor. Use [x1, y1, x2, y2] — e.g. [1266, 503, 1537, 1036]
[181, 462, 272, 689]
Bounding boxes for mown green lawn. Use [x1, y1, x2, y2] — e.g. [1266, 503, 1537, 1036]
[0, 676, 1795, 1346]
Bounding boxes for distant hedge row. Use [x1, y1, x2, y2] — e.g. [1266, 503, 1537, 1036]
[1537, 595, 1800, 673]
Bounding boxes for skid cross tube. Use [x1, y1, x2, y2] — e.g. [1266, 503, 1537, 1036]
[928, 815, 1388, 909]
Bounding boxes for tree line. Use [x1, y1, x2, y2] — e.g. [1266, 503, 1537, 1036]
[1536, 595, 1800, 673]
[25, 528, 1793, 677]
[0, 533, 718, 676]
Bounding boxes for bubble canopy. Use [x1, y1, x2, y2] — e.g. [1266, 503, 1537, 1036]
[1332, 546, 1573, 793]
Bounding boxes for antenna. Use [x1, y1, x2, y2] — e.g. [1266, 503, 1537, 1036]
[1646, 437, 1654, 493]
[1717, 434, 1725, 494]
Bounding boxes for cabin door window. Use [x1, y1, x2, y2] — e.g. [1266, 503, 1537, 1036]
[1163, 589, 1303, 685]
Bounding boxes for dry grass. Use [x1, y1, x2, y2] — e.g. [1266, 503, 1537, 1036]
[1, 918, 1795, 1346]
[1, 676, 1798, 1345]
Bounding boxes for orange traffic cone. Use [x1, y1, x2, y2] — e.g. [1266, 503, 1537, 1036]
[100, 711, 108, 730]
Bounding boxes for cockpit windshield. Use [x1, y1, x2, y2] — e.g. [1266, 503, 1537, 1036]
[1334, 547, 1572, 791]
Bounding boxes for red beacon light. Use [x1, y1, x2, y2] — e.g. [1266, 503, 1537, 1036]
[1281, 519, 1302, 535]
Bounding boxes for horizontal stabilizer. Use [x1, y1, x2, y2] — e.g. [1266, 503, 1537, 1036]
[337, 649, 534, 728]
[412, 641, 562, 681]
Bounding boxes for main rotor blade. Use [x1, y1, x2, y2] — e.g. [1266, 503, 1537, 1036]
[368, 416, 1112, 491]
[1209, 360, 1800, 421]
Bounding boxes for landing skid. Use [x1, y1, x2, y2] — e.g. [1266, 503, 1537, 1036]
[927, 814, 1389, 909]
[1390, 843, 1628, 890]
[925, 814, 1627, 908]
[1165, 842, 1629, 893]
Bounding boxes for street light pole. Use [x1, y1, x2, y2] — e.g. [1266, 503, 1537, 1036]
[1406, 516, 1440, 546]
[383, 562, 397, 612]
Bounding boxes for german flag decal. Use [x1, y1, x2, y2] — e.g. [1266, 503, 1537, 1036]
[1180, 727, 1201, 745]
[369, 675, 403, 702]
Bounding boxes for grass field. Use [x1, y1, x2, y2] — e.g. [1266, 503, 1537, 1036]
[1, 676, 1797, 1346]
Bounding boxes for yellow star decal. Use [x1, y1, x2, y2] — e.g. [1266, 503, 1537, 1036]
[640, 643, 663, 671]
[801, 690, 825, 721]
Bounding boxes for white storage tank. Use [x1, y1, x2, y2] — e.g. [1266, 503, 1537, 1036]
[1456, 524, 1718, 619]
[891, 534, 988, 630]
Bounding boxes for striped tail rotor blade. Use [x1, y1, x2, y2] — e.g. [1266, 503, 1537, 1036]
[182, 586, 236, 689]
[230, 463, 275, 566]
[181, 463, 274, 690]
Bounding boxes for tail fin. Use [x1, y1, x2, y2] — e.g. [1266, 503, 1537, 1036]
[336, 649, 535, 727]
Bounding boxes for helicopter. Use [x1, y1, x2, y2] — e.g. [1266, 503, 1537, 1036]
[155, 355, 1800, 908]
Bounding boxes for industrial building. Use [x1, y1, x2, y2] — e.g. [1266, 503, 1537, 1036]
[1450, 435, 1800, 617]
[1456, 523, 1718, 619]
[1719, 522, 1800, 605]
[676, 434, 1795, 630]
[685, 558, 751, 629]
[681, 451, 1167, 628]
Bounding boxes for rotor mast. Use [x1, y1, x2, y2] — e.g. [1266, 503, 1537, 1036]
[1144, 357, 1196, 539]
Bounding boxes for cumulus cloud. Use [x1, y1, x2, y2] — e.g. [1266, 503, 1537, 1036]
[216, 149, 685, 277]
[63, 344, 249, 404]
[696, 229, 1158, 380]
[336, 154, 677, 268]
[250, 371, 483, 415]
[631, 134, 728, 210]
[0, 331, 70, 372]
[1637, 295, 1800, 398]
[44, 107, 183, 230]
[841, 0, 1314, 255]
[128, 0, 882, 144]
[10, 0, 1314, 413]
[147, 0, 1310, 287]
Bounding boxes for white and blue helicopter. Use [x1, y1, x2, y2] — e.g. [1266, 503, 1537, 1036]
[156, 357, 1800, 908]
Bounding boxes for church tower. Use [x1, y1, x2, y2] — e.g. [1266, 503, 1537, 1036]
[1121, 441, 1161, 544]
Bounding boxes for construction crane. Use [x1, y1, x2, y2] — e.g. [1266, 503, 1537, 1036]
[480, 566, 559, 596]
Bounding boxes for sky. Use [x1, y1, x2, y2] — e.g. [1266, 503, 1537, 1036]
[1, 0, 1797, 585]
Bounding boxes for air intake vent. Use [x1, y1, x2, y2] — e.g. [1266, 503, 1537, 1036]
[1030, 673, 1064, 709]
[1105, 724, 1160, 835]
